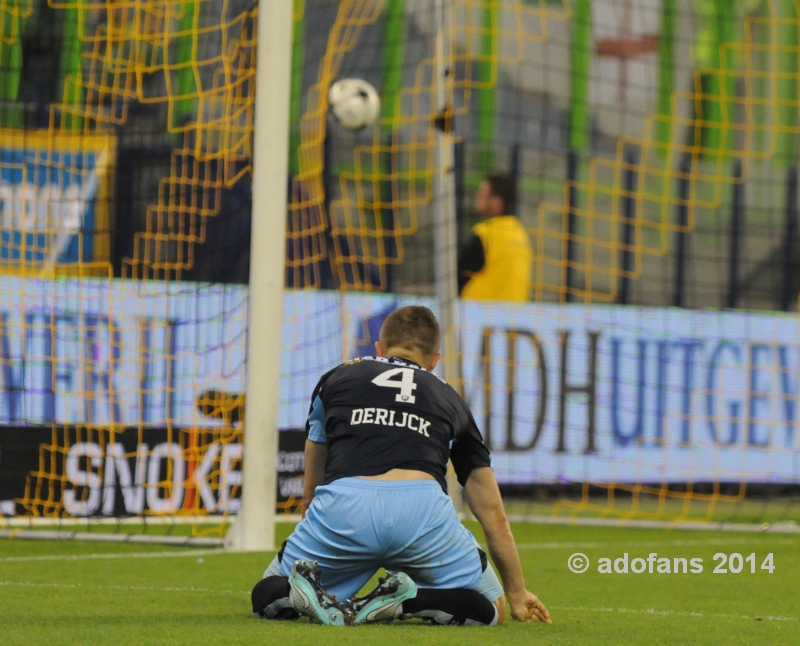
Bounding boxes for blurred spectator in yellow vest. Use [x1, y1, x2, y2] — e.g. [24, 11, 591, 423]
[458, 175, 533, 301]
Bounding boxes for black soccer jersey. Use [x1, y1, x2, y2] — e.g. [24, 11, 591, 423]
[304, 356, 491, 492]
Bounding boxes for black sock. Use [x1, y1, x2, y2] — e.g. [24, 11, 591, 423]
[251, 576, 299, 620]
[401, 588, 497, 626]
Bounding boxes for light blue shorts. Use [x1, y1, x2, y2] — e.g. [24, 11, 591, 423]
[264, 477, 503, 602]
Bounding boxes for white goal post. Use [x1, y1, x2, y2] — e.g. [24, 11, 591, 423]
[432, 0, 464, 511]
[225, 0, 295, 552]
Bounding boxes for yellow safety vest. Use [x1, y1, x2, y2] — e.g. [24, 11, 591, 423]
[461, 215, 532, 302]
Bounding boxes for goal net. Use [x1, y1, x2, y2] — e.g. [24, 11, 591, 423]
[0, 0, 260, 541]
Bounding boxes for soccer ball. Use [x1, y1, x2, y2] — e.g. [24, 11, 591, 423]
[329, 78, 381, 131]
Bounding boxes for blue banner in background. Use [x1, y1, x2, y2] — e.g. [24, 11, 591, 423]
[460, 303, 800, 485]
[0, 276, 798, 484]
[0, 278, 249, 427]
[0, 131, 115, 266]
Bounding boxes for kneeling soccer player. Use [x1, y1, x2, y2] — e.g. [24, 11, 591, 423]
[251, 306, 551, 627]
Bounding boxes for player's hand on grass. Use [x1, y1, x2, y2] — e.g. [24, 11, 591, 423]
[508, 590, 551, 624]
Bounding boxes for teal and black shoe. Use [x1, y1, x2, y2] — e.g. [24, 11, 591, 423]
[288, 560, 348, 626]
[349, 571, 417, 625]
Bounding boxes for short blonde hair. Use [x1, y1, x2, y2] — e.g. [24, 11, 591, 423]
[379, 306, 440, 357]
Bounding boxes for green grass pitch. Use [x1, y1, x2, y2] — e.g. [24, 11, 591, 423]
[1, 522, 797, 645]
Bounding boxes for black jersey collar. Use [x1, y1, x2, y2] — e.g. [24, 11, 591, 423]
[361, 355, 424, 369]
[387, 355, 422, 368]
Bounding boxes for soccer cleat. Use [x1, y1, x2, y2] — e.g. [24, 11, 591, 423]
[349, 571, 417, 625]
[288, 560, 348, 626]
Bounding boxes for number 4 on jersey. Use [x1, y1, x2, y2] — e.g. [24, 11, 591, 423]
[372, 368, 417, 404]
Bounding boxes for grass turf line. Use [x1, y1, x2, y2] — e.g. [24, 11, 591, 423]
[0, 522, 796, 646]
